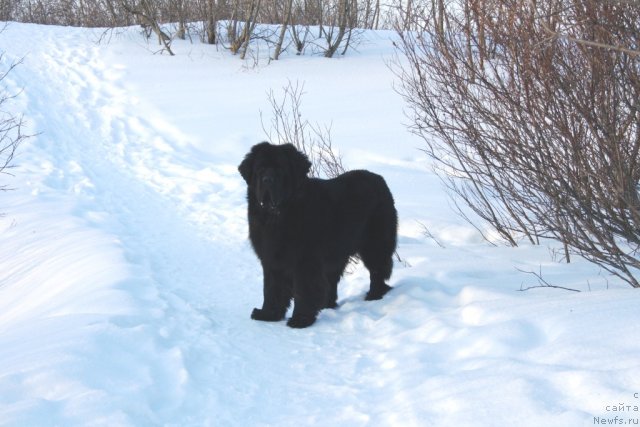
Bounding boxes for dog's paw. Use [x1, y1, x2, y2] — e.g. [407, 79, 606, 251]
[365, 284, 392, 301]
[251, 308, 284, 322]
[287, 314, 317, 328]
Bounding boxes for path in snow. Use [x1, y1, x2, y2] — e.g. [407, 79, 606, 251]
[2, 25, 240, 424]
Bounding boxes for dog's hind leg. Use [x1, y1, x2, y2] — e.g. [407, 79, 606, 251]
[360, 203, 397, 301]
[363, 260, 393, 301]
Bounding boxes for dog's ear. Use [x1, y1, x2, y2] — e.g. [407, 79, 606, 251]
[283, 144, 312, 181]
[238, 151, 254, 184]
[239, 142, 272, 183]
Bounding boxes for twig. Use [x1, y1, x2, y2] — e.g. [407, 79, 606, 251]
[517, 266, 580, 292]
[417, 220, 445, 248]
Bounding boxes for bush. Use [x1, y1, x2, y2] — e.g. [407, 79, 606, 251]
[394, 0, 640, 287]
[261, 80, 345, 178]
[0, 51, 24, 191]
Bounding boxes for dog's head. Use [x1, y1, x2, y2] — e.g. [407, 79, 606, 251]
[238, 142, 312, 213]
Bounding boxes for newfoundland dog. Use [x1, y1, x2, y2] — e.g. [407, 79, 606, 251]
[239, 142, 397, 328]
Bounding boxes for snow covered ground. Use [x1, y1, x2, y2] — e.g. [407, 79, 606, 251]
[0, 22, 639, 426]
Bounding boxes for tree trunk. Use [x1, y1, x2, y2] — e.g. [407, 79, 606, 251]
[273, 0, 293, 60]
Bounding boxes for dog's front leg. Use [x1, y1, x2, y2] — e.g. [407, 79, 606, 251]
[287, 260, 327, 328]
[251, 268, 291, 322]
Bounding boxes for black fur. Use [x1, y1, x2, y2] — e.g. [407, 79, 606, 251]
[239, 142, 398, 328]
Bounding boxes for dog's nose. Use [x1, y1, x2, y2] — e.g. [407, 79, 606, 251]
[262, 175, 274, 184]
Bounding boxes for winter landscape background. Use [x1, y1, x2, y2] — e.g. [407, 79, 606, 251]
[0, 21, 639, 426]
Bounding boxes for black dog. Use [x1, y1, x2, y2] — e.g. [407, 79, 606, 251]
[239, 142, 397, 328]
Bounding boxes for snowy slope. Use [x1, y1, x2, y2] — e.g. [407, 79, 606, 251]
[0, 22, 639, 426]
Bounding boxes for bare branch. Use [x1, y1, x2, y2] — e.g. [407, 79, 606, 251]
[517, 267, 581, 292]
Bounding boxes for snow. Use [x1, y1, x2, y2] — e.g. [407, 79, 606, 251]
[0, 22, 639, 426]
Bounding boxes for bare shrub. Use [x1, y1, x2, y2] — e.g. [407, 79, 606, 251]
[289, 23, 311, 55]
[394, 0, 640, 287]
[319, 0, 352, 57]
[0, 54, 26, 192]
[120, 0, 175, 55]
[224, 0, 263, 58]
[261, 80, 345, 178]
